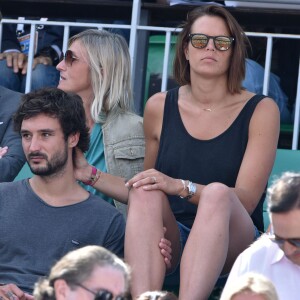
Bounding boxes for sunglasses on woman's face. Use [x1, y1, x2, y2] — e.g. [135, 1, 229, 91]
[189, 33, 234, 51]
[77, 283, 131, 300]
[269, 234, 300, 248]
[59, 50, 79, 67]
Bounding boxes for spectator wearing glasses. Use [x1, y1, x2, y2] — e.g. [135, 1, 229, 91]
[56, 29, 144, 217]
[0, 88, 125, 298]
[124, 5, 279, 299]
[222, 172, 300, 300]
[33, 245, 131, 300]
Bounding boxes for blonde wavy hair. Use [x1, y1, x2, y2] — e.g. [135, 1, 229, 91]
[68, 29, 133, 123]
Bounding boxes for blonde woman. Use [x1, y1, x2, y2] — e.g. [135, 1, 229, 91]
[57, 29, 144, 214]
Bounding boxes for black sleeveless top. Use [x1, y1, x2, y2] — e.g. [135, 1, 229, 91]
[155, 87, 266, 232]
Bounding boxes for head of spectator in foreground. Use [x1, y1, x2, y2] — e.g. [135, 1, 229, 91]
[136, 290, 178, 300]
[34, 245, 131, 300]
[267, 172, 300, 266]
[57, 29, 133, 124]
[221, 272, 279, 300]
[13, 88, 89, 176]
[174, 4, 249, 94]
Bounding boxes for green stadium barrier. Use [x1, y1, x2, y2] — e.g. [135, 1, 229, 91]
[144, 35, 177, 104]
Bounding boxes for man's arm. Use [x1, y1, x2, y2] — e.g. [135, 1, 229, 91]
[1, 23, 20, 51]
[0, 88, 26, 182]
[0, 116, 25, 182]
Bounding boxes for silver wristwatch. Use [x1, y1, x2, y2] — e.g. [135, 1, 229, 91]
[186, 181, 197, 200]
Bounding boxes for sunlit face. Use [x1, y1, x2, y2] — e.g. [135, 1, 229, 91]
[56, 266, 126, 300]
[271, 209, 300, 266]
[21, 114, 69, 176]
[185, 15, 232, 78]
[231, 292, 267, 300]
[57, 40, 93, 102]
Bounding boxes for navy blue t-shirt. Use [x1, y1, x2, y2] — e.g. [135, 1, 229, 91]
[0, 179, 125, 294]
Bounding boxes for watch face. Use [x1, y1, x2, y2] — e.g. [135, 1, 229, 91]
[188, 181, 196, 195]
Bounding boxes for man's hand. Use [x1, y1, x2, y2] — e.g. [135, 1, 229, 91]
[20, 56, 52, 75]
[0, 284, 34, 300]
[0, 146, 8, 158]
[0, 51, 26, 73]
[0, 52, 52, 75]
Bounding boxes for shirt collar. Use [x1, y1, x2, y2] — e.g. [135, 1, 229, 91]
[271, 243, 285, 264]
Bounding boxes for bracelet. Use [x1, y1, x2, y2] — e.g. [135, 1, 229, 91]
[82, 166, 101, 186]
[178, 179, 187, 198]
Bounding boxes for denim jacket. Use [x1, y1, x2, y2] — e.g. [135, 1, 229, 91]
[102, 107, 145, 215]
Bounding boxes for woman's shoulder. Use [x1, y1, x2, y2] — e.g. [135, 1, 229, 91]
[145, 87, 180, 115]
[243, 90, 278, 107]
[249, 92, 280, 117]
[147, 90, 168, 104]
[104, 110, 144, 140]
[118, 110, 143, 122]
[237, 90, 279, 116]
[106, 108, 143, 124]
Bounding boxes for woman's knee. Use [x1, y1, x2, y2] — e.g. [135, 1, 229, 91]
[199, 182, 233, 211]
[127, 188, 166, 211]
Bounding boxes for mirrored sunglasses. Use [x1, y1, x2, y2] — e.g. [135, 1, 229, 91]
[59, 50, 79, 67]
[269, 234, 300, 248]
[77, 283, 131, 300]
[189, 33, 234, 51]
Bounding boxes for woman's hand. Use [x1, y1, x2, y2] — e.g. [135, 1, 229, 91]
[0, 146, 8, 158]
[125, 168, 183, 196]
[73, 147, 93, 183]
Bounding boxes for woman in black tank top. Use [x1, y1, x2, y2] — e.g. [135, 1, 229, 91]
[125, 5, 280, 299]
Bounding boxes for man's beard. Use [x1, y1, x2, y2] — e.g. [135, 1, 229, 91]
[27, 144, 68, 177]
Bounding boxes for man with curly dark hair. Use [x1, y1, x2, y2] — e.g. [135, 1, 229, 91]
[0, 87, 125, 299]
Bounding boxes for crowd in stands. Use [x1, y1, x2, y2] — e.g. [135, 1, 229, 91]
[0, 4, 299, 300]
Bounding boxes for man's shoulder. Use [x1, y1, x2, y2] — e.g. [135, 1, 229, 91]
[0, 86, 22, 107]
[0, 180, 23, 189]
[88, 194, 123, 217]
[241, 234, 277, 258]
[0, 180, 26, 197]
[0, 86, 22, 98]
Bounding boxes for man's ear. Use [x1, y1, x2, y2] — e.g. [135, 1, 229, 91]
[54, 279, 70, 300]
[68, 132, 80, 148]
